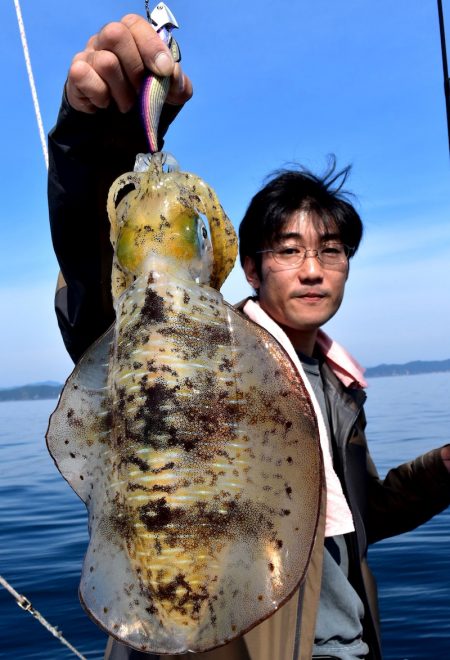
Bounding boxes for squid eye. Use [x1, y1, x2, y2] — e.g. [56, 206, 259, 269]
[197, 217, 211, 256]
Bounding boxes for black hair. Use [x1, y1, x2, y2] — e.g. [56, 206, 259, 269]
[238, 158, 363, 273]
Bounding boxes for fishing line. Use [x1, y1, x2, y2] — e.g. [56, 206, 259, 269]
[6, 4, 88, 656]
[145, 0, 152, 23]
[0, 574, 87, 659]
[13, 0, 48, 169]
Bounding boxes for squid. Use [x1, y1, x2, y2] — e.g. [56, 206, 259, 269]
[46, 152, 322, 653]
[46, 4, 321, 653]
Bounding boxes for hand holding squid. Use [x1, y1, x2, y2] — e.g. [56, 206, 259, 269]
[66, 13, 192, 113]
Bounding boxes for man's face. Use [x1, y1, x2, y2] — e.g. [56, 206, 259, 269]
[243, 211, 349, 351]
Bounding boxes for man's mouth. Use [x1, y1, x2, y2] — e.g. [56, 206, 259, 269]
[295, 291, 327, 300]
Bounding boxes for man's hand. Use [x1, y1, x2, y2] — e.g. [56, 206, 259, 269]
[441, 445, 450, 474]
[66, 13, 193, 114]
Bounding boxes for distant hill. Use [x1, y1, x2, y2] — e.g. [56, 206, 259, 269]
[365, 359, 450, 378]
[0, 383, 62, 402]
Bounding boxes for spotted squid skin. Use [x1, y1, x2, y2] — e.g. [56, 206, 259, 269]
[109, 274, 263, 633]
[47, 269, 321, 653]
[46, 157, 322, 653]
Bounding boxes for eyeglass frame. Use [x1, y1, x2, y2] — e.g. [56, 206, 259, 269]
[254, 242, 354, 269]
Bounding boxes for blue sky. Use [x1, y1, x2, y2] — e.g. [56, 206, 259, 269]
[1, 0, 450, 386]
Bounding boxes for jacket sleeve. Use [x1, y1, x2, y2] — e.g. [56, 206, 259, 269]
[364, 438, 450, 544]
[48, 92, 183, 363]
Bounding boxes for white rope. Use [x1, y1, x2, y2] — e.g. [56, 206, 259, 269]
[13, 0, 49, 169]
[0, 574, 87, 659]
[9, 3, 85, 653]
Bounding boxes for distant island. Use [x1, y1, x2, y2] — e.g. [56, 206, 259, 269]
[365, 359, 450, 378]
[1, 359, 449, 401]
[0, 383, 62, 402]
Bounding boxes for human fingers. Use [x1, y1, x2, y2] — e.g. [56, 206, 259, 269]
[67, 47, 137, 113]
[66, 55, 111, 113]
[66, 14, 174, 113]
[92, 19, 147, 97]
[66, 14, 190, 113]
[120, 14, 175, 78]
[66, 54, 191, 113]
[85, 47, 136, 113]
[67, 27, 137, 113]
[166, 62, 193, 106]
[117, 16, 192, 107]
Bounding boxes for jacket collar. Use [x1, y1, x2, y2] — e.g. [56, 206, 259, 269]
[235, 297, 367, 390]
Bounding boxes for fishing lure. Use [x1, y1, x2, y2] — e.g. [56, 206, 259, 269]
[46, 3, 322, 654]
[141, 1, 180, 153]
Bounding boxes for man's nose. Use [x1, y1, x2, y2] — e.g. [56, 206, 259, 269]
[299, 250, 324, 278]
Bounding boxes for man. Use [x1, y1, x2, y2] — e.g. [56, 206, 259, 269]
[48, 14, 450, 660]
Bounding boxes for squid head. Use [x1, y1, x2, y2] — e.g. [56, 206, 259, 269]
[107, 154, 237, 302]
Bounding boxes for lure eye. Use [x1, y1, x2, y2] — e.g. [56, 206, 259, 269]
[202, 226, 208, 239]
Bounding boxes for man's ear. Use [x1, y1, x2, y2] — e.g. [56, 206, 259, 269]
[243, 256, 261, 290]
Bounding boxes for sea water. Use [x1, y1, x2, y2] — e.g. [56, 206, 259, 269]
[0, 372, 449, 659]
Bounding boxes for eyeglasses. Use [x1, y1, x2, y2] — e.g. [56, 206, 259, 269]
[255, 242, 354, 269]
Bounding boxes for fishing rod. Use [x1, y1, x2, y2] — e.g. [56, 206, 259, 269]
[437, 0, 450, 153]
